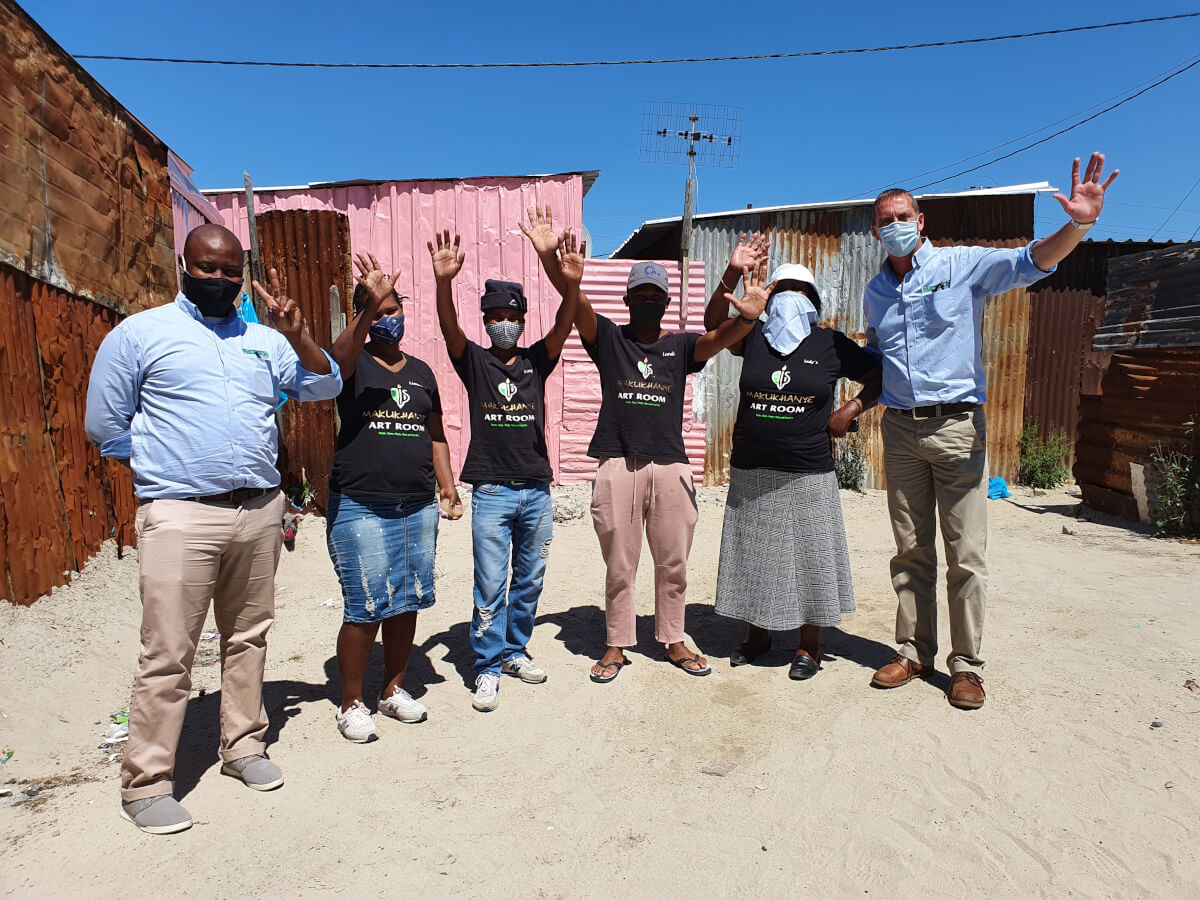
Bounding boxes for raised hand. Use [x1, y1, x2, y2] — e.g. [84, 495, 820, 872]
[353, 252, 402, 307]
[427, 230, 465, 281]
[729, 231, 769, 271]
[725, 259, 769, 321]
[517, 204, 560, 256]
[252, 267, 304, 337]
[1053, 152, 1118, 224]
[557, 229, 586, 286]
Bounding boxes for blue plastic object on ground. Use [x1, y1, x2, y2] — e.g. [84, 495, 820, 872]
[988, 476, 1011, 500]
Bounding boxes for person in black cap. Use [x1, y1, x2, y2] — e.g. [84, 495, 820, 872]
[429, 227, 584, 712]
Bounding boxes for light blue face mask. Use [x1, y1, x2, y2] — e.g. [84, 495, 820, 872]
[762, 290, 819, 355]
[878, 220, 921, 257]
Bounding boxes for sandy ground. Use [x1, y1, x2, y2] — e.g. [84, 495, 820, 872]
[1, 484, 1198, 899]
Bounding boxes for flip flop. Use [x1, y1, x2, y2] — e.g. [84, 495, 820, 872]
[670, 653, 712, 677]
[589, 655, 630, 684]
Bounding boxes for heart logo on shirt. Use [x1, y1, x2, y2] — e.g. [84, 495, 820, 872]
[637, 358, 654, 379]
[390, 387, 410, 409]
[498, 379, 518, 402]
[771, 365, 791, 390]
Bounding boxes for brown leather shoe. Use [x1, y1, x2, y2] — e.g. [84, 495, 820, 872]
[871, 654, 932, 688]
[948, 671, 986, 709]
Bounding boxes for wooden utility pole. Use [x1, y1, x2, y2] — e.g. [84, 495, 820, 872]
[244, 171, 264, 322]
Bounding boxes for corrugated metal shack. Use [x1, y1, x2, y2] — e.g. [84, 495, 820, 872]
[1075, 242, 1200, 521]
[205, 173, 597, 485]
[1024, 240, 1175, 467]
[0, 1, 217, 604]
[613, 184, 1054, 487]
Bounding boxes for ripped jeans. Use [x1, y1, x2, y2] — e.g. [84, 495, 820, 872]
[469, 481, 553, 676]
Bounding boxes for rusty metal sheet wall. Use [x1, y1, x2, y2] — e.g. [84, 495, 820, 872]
[1096, 242, 1200, 351]
[255, 209, 354, 511]
[1, 264, 136, 605]
[1074, 347, 1200, 520]
[0, 3, 176, 315]
[1024, 288, 1107, 459]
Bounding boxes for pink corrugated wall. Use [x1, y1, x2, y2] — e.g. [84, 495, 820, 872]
[561, 260, 708, 485]
[207, 175, 584, 481]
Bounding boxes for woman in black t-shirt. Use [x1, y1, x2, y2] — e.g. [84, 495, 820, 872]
[703, 242, 881, 681]
[326, 254, 462, 743]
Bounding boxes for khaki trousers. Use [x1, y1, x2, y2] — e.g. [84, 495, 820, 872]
[881, 408, 987, 674]
[590, 458, 698, 648]
[121, 489, 283, 802]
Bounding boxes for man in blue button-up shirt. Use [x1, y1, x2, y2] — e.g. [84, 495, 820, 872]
[864, 154, 1118, 710]
[86, 224, 342, 834]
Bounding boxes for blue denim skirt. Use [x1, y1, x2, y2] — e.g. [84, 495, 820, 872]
[326, 492, 438, 624]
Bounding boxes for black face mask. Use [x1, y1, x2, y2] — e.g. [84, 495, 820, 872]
[628, 299, 667, 331]
[181, 270, 242, 318]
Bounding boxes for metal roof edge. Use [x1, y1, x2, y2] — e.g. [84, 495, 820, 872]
[201, 169, 602, 197]
[610, 182, 1056, 257]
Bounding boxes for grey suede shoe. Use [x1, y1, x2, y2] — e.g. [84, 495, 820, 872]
[220, 753, 284, 791]
[120, 795, 193, 835]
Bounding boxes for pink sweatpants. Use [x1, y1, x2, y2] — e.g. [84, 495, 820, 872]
[590, 457, 699, 647]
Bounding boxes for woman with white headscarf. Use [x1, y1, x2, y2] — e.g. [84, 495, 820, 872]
[703, 237, 882, 679]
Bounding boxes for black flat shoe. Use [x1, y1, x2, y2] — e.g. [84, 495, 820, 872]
[730, 639, 772, 667]
[788, 650, 820, 681]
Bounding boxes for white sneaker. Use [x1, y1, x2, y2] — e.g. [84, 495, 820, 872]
[472, 673, 500, 712]
[336, 700, 377, 743]
[501, 656, 547, 684]
[378, 686, 428, 724]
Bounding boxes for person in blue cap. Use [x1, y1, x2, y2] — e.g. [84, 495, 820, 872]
[429, 227, 584, 712]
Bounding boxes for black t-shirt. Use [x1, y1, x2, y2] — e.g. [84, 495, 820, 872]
[584, 314, 704, 464]
[330, 351, 442, 499]
[731, 323, 877, 473]
[452, 338, 558, 484]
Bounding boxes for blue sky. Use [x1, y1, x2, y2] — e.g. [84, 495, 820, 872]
[24, 0, 1200, 256]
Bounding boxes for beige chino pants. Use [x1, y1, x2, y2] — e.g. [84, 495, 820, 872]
[120, 489, 283, 802]
[590, 458, 699, 648]
[881, 408, 988, 674]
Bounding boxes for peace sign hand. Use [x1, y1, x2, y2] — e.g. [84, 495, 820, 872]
[1053, 152, 1118, 224]
[726, 259, 769, 321]
[353, 252, 402, 309]
[730, 231, 769, 271]
[427, 230, 465, 282]
[252, 267, 304, 337]
[517, 204, 559, 256]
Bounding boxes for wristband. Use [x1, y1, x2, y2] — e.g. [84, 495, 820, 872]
[736, 314, 758, 325]
[719, 277, 735, 292]
[1070, 220, 1095, 230]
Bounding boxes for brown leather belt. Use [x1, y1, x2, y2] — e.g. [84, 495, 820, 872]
[893, 402, 978, 420]
[183, 487, 274, 505]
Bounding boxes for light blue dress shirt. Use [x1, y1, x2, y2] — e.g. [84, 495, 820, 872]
[85, 294, 342, 498]
[863, 239, 1054, 409]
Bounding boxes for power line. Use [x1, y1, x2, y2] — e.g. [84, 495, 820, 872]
[75, 12, 1200, 69]
[906, 56, 1200, 192]
[1151, 175, 1200, 240]
[855, 54, 1200, 198]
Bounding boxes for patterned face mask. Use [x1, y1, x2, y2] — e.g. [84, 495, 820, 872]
[485, 320, 524, 350]
[368, 314, 405, 346]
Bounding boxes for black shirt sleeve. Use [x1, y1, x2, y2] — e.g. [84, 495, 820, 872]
[530, 339, 559, 379]
[451, 339, 478, 384]
[832, 330, 878, 381]
[683, 331, 704, 374]
[584, 314, 614, 363]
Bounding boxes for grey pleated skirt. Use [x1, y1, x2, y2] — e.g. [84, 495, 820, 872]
[714, 466, 855, 629]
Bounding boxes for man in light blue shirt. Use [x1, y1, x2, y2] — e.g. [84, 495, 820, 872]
[86, 223, 341, 834]
[863, 154, 1118, 710]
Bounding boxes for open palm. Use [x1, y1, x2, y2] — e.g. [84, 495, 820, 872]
[730, 232, 768, 271]
[1053, 152, 1118, 223]
[428, 230, 465, 280]
[518, 204, 559, 256]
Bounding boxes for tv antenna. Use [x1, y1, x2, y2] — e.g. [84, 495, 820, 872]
[640, 101, 742, 319]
